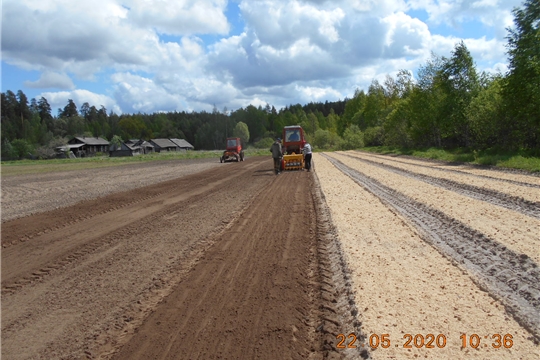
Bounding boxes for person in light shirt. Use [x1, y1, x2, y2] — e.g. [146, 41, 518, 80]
[303, 143, 312, 171]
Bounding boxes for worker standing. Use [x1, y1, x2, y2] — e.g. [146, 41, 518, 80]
[270, 137, 283, 175]
[303, 142, 312, 171]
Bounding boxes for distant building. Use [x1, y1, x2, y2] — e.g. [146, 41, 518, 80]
[126, 139, 155, 154]
[59, 136, 110, 157]
[109, 142, 142, 157]
[170, 138, 195, 150]
[149, 138, 178, 152]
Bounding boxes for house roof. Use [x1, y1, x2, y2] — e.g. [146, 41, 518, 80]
[150, 138, 177, 148]
[170, 138, 194, 149]
[134, 140, 154, 148]
[56, 144, 84, 151]
[124, 143, 140, 151]
[71, 136, 110, 145]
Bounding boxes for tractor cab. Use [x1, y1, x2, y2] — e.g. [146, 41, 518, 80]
[220, 137, 244, 163]
[226, 138, 241, 152]
[281, 126, 306, 170]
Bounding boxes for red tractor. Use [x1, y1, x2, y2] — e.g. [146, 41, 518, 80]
[281, 125, 306, 170]
[220, 137, 244, 163]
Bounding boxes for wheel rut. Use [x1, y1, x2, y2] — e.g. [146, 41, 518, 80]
[344, 153, 540, 219]
[1, 161, 263, 294]
[355, 151, 540, 189]
[323, 154, 540, 343]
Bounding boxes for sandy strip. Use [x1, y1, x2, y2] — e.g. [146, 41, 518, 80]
[314, 153, 539, 360]
[328, 152, 540, 264]
[348, 151, 540, 203]
[360, 151, 540, 187]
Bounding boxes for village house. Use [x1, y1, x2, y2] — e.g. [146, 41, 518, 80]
[59, 136, 110, 157]
[148, 138, 178, 152]
[129, 139, 155, 154]
[109, 142, 141, 157]
[170, 138, 195, 151]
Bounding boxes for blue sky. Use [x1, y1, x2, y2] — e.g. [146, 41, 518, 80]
[1, 0, 521, 115]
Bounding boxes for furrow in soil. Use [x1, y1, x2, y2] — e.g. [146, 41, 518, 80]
[323, 154, 540, 342]
[343, 153, 540, 219]
[354, 151, 540, 190]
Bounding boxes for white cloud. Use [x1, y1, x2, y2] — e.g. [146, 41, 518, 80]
[40, 89, 120, 114]
[407, 0, 521, 39]
[2, 0, 515, 113]
[125, 0, 229, 35]
[24, 72, 75, 90]
[382, 12, 431, 57]
[111, 72, 180, 113]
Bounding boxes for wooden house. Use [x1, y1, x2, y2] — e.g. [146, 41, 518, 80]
[149, 138, 178, 152]
[170, 138, 195, 150]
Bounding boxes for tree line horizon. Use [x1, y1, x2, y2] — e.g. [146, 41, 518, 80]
[1, 0, 538, 159]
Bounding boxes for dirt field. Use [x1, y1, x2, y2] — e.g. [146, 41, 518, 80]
[1, 152, 539, 359]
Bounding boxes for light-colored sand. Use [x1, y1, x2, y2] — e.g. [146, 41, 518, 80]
[348, 151, 540, 203]
[314, 153, 539, 359]
[328, 152, 540, 264]
[362, 151, 540, 187]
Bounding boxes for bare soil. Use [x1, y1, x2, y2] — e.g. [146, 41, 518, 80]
[2, 152, 539, 359]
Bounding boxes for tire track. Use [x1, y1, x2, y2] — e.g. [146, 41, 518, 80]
[1, 160, 264, 295]
[344, 153, 540, 219]
[1, 158, 276, 359]
[323, 154, 540, 343]
[355, 151, 540, 189]
[312, 172, 370, 359]
[1, 160, 260, 248]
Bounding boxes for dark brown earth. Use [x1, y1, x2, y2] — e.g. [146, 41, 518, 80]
[4, 152, 538, 359]
[112, 162, 318, 360]
[2, 157, 353, 359]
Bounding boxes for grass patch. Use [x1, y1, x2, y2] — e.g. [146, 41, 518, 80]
[361, 146, 540, 173]
[1, 149, 268, 177]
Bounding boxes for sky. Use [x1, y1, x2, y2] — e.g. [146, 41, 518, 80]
[1, 0, 523, 115]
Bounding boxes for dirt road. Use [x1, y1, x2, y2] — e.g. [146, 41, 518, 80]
[2, 152, 539, 359]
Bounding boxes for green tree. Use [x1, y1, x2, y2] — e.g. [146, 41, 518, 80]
[61, 99, 79, 118]
[340, 125, 364, 150]
[1, 139, 15, 159]
[362, 80, 387, 130]
[364, 126, 384, 146]
[439, 41, 479, 147]
[35, 136, 68, 159]
[233, 121, 250, 148]
[467, 76, 504, 149]
[38, 97, 54, 133]
[314, 128, 341, 149]
[339, 89, 366, 136]
[1, 91, 19, 141]
[109, 134, 123, 151]
[384, 98, 412, 147]
[11, 139, 33, 159]
[118, 115, 148, 139]
[503, 0, 540, 148]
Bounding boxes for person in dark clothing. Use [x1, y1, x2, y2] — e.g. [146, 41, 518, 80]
[303, 142, 312, 171]
[270, 138, 283, 175]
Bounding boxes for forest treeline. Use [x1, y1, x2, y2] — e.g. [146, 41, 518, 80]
[1, 0, 538, 159]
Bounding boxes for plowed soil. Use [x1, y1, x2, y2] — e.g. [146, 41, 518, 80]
[2, 152, 539, 360]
